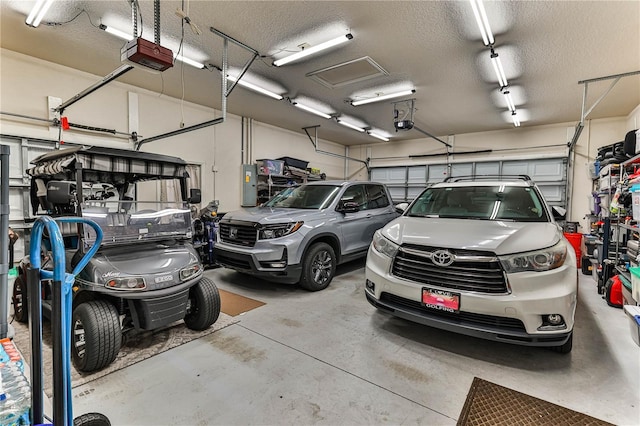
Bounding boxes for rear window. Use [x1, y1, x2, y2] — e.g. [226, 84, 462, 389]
[406, 185, 549, 222]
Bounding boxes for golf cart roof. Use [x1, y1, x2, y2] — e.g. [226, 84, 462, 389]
[27, 146, 188, 180]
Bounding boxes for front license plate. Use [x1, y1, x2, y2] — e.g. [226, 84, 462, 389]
[422, 288, 460, 313]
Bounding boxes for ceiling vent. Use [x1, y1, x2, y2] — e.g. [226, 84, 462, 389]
[306, 57, 389, 89]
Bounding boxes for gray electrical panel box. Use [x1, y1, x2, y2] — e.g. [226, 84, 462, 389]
[242, 164, 257, 207]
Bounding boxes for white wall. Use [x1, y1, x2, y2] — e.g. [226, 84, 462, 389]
[0, 49, 348, 213]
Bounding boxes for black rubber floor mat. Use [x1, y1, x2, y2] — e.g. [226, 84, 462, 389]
[457, 377, 613, 426]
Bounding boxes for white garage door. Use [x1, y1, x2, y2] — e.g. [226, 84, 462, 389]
[1, 136, 55, 263]
[370, 158, 567, 206]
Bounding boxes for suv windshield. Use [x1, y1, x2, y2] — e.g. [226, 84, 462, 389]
[263, 185, 340, 209]
[407, 185, 549, 222]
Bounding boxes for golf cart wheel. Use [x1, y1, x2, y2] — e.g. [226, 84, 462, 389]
[12, 275, 28, 323]
[300, 242, 336, 292]
[73, 412, 111, 426]
[550, 332, 573, 354]
[72, 301, 122, 372]
[184, 277, 221, 331]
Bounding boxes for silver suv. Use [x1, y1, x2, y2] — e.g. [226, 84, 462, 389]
[214, 181, 398, 291]
[365, 176, 578, 353]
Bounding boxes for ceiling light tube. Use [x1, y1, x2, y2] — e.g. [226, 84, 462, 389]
[469, 0, 494, 46]
[26, 0, 55, 27]
[175, 53, 205, 69]
[490, 51, 508, 88]
[367, 131, 390, 142]
[511, 111, 521, 127]
[227, 75, 283, 100]
[337, 119, 365, 133]
[293, 102, 331, 119]
[351, 89, 416, 106]
[273, 33, 353, 67]
[503, 90, 516, 112]
[99, 24, 134, 41]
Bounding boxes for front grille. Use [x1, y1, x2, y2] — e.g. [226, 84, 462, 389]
[391, 244, 508, 294]
[219, 221, 258, 247]
[215, 252, 252, 270]
[380, 292, 525, 332]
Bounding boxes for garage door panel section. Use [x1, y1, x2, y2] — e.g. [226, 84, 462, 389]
[2, 136, 55, 263]
[370, 157, 567, 206]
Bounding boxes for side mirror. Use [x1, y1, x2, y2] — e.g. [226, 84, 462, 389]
[337, 200, 360, 213]
[552, 205, 567, 220]
[395, 202, 409, 213]
[188, 188, 202, 204]
[46, 181, 76, 205]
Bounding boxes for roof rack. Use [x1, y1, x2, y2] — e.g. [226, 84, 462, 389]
[443, 175, 533, 183]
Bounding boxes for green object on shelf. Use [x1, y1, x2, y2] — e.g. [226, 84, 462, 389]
[618, 272, 632, 291]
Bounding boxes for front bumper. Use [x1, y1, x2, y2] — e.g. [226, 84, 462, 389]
[365, 247, 577, 347]
[74, 274, 202, 330]
[214, 241, 302, 284]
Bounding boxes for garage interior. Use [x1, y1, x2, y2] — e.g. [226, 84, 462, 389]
[0, 0, 639, 425]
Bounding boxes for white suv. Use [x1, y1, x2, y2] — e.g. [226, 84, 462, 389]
[365, 176, 577, 353]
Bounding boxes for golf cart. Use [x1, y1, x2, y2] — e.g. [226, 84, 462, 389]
[14, 146, 220, 372]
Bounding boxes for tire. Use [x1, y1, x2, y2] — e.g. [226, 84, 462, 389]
[550, 332, 573, 354]
[73, 412, 111, 426]
[299, 243, 336, 291]
[12, 275, 29, 323]
[72, 301, 122, 372]
[184, 277, 221, 331]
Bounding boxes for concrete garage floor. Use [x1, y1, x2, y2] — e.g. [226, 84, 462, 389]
[72, 262, 639, 425]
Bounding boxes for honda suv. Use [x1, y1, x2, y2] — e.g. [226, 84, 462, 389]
[214, 181, 398, 291]
[365, 176, 577, 353]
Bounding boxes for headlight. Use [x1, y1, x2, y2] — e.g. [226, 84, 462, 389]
[499, 240, 567, 273]
[258, 222, 304, 240]
[105, 277, 146, 290]
[180, 264, 201, 281]
[372, 230, 399, 258]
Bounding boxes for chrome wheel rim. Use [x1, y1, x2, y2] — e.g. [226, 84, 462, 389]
[311, 250, 333, 284]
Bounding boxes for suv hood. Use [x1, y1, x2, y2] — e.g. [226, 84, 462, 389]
[384, 217, 561, 255]
[223, 207, 330, 224]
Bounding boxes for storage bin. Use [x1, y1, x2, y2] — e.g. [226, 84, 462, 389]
[563, 232, 583, 268]
[256, 159, 284, 176]
[631, 184, 640, 221]
[623, 305, 640, 346]
[630, 266, 640, 302]
[277, 156, 309, 170]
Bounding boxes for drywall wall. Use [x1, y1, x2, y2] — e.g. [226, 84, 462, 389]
[0, 49, 346, 213]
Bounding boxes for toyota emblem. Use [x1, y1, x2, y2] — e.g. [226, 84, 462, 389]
[431, 249, 454, 267]
[229, 227, 238, 239]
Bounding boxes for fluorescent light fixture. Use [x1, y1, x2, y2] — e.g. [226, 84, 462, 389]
[26, 0, 55, 27]
[367, 131, 390, 142]
[503, 90, 516, 112]
[227, 75, 283, 100]
[273, 33, 353, 67]
[511, 111, 521, 127]
[174, 53, 205, 69]
[469, 0, 494, 46]
[490, 50, 508, 88]
[351, 89, 416, 106]
[293, 102, 331, 119]
[99, 24, 134, 41]
[337, 119, 365, 133]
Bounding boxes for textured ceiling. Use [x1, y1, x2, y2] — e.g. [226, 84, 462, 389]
[1, 0, 639, 146]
